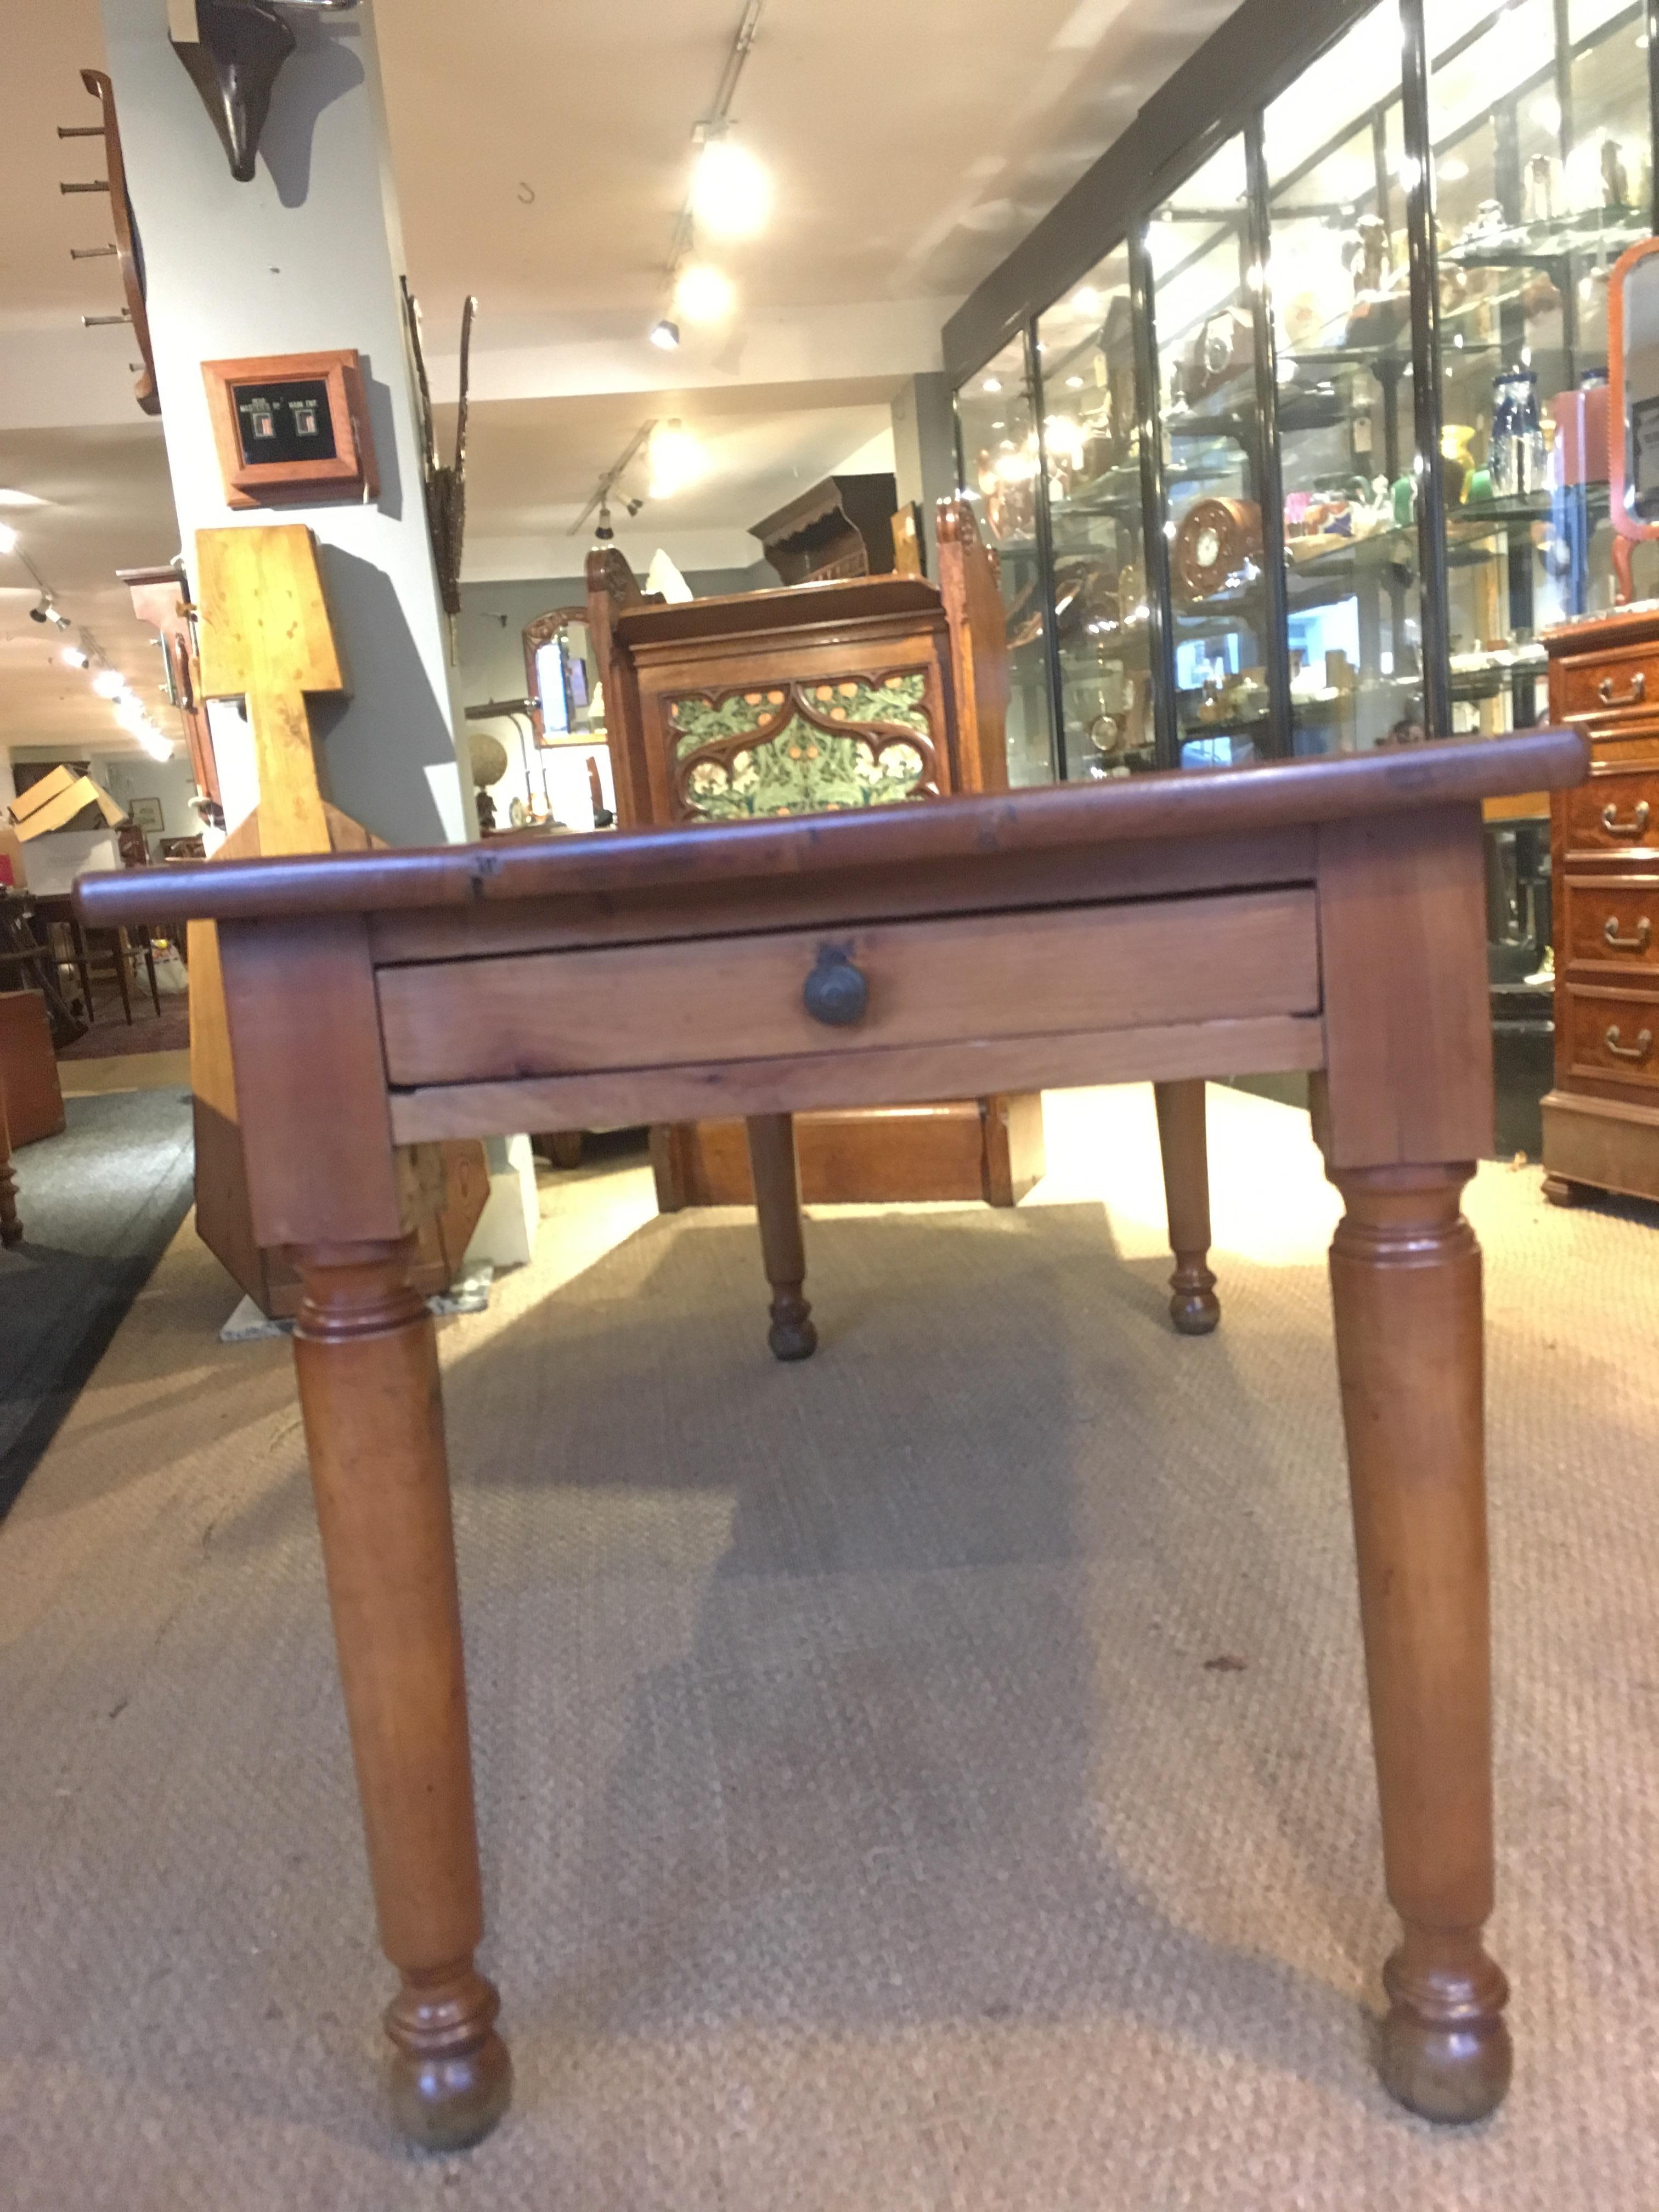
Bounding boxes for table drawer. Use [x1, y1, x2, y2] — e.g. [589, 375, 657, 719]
[376, 886, 1321, 1088]
[1562, 873, 1659, 978]
[1561, 983, 1659, 1088]
[1563, 767, 1659, 856]
[1555, 645, 1659, 725]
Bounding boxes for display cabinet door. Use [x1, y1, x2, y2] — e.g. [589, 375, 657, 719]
[1263, 1, 1430, 759]
[954, 332, 1058, 785]
[1036, 244, 1157, 782]
[1148, 133, 1279, 770]
[1430, 0, 1656, 731]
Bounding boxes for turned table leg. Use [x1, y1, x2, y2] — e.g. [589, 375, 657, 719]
[292, 1240, 511, 2150]
[745, 1112, 817, 1362]
[1153, 1079, 1219, 1335]
[1328, 1165, 1510, 2124]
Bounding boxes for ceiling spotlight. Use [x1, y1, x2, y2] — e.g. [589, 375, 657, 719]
[624, 496, 644, 517]
[675, 261, 735, 323]
[647, 417, 707, 500]
[690, 135, 771, 240]
[137, 726, 174, 761]
[594, 502, 615, 544]
[92, 667, 127, 698]
[29, 594, 57, 625]
[60, 644, 89, 668]
[648, 316, 681, 351]
[0, 522, 18, 557]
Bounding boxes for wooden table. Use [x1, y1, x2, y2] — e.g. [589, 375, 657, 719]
[77, 726, 1586, 2151]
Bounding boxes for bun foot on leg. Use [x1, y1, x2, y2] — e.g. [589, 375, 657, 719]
[1167, 1253, 1220, 1335]
[1378, 1934, 1512, 2124]
[386, 1961, 513, 2152]
[765, 1286, 817, 1362]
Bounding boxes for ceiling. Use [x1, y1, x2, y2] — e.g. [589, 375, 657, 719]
[0, 0, 1240, 749]
[0, 422, 184, 759]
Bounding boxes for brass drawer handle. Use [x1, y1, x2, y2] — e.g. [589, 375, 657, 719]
[1603, 1023, 1655, 1063]
[1600, 799, 1651, 837]
[1602, 914, 1654, 952]
[802, 943, 868, 1027]
[1598, 669, 1647, 706]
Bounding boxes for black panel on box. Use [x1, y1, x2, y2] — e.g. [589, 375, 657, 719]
[230, 379, 338, 466]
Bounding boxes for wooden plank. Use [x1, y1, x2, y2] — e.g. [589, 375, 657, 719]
[1314, 804, 1494, 1170]
[77, 729, 1588, 932]
[387, 1012, 1326, 1144]
[218, 913, 404, 1249]
[363, 831, 1315, 966]
[377, 887, 1321, 1089]
[195, 524, 344, 856]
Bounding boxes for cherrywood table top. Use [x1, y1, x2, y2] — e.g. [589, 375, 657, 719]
[75, 729, 1585, 929]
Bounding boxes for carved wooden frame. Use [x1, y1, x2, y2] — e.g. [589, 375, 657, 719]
[665, 672, 943, 822]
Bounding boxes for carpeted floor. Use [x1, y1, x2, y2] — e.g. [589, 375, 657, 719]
[0, 1084, 1656, 2210]
[0, 1083, 195, 1514]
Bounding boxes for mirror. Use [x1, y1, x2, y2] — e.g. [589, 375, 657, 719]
[520, 608, 615, 831]
[1609, 236, 1659, 600]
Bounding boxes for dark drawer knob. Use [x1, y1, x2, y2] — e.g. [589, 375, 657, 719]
[803, 944, 868, 1027]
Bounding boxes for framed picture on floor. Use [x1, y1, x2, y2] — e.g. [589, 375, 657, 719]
[128, 797, 164, 834]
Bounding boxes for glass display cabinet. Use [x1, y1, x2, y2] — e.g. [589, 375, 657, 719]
[951, 0, 1659, 791]
[947, 0, 1659, 1140]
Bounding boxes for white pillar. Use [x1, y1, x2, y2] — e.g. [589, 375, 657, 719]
[96, 0, 475, 847]
[98, 0, 538, 1266]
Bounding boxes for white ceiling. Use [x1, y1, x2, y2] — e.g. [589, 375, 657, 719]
[0, 0, 1240, 749]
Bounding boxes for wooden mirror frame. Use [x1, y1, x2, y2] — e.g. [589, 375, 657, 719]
[1607, 234, 1659, 602]
[522, 606, 589, 747]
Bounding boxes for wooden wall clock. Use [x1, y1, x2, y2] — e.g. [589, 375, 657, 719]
[202, 349, 378, 509]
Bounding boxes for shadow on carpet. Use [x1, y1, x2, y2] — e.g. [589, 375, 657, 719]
[0, 1086, 194, 1515]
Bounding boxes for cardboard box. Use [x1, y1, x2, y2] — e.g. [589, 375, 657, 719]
[0, 822, 27, 890]
[10, 765, 126, 842]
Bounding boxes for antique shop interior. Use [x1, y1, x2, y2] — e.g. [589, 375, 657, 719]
[2, 1, 1657, 2204]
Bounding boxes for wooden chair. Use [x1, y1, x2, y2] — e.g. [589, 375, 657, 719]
[589, 496, 1218, 1353]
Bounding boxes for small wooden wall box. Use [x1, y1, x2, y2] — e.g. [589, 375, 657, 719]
[202, 350, 377, 510]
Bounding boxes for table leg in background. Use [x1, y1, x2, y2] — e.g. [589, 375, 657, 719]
[746, 1111, 817, 1362]
[1154, 1078, 1220, 1335]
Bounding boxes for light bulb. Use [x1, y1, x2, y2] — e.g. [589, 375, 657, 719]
[647, 418, 707, 499]
[1070, 287, 1101, 317]
[138, 726, 174, 760]
[675, 262, 735, 323]
[92, 667, 126, 698]
[0, 522, 17, 556]
[648, 317, 681, 351]
[60, 644, 89, 668]
[690, 137, 771, 240]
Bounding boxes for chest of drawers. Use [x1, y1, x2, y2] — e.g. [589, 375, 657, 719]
[1542, 603, 1659, 1205]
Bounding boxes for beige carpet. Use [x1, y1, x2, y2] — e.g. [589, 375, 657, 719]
[2, 1085, 1656, 2210]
